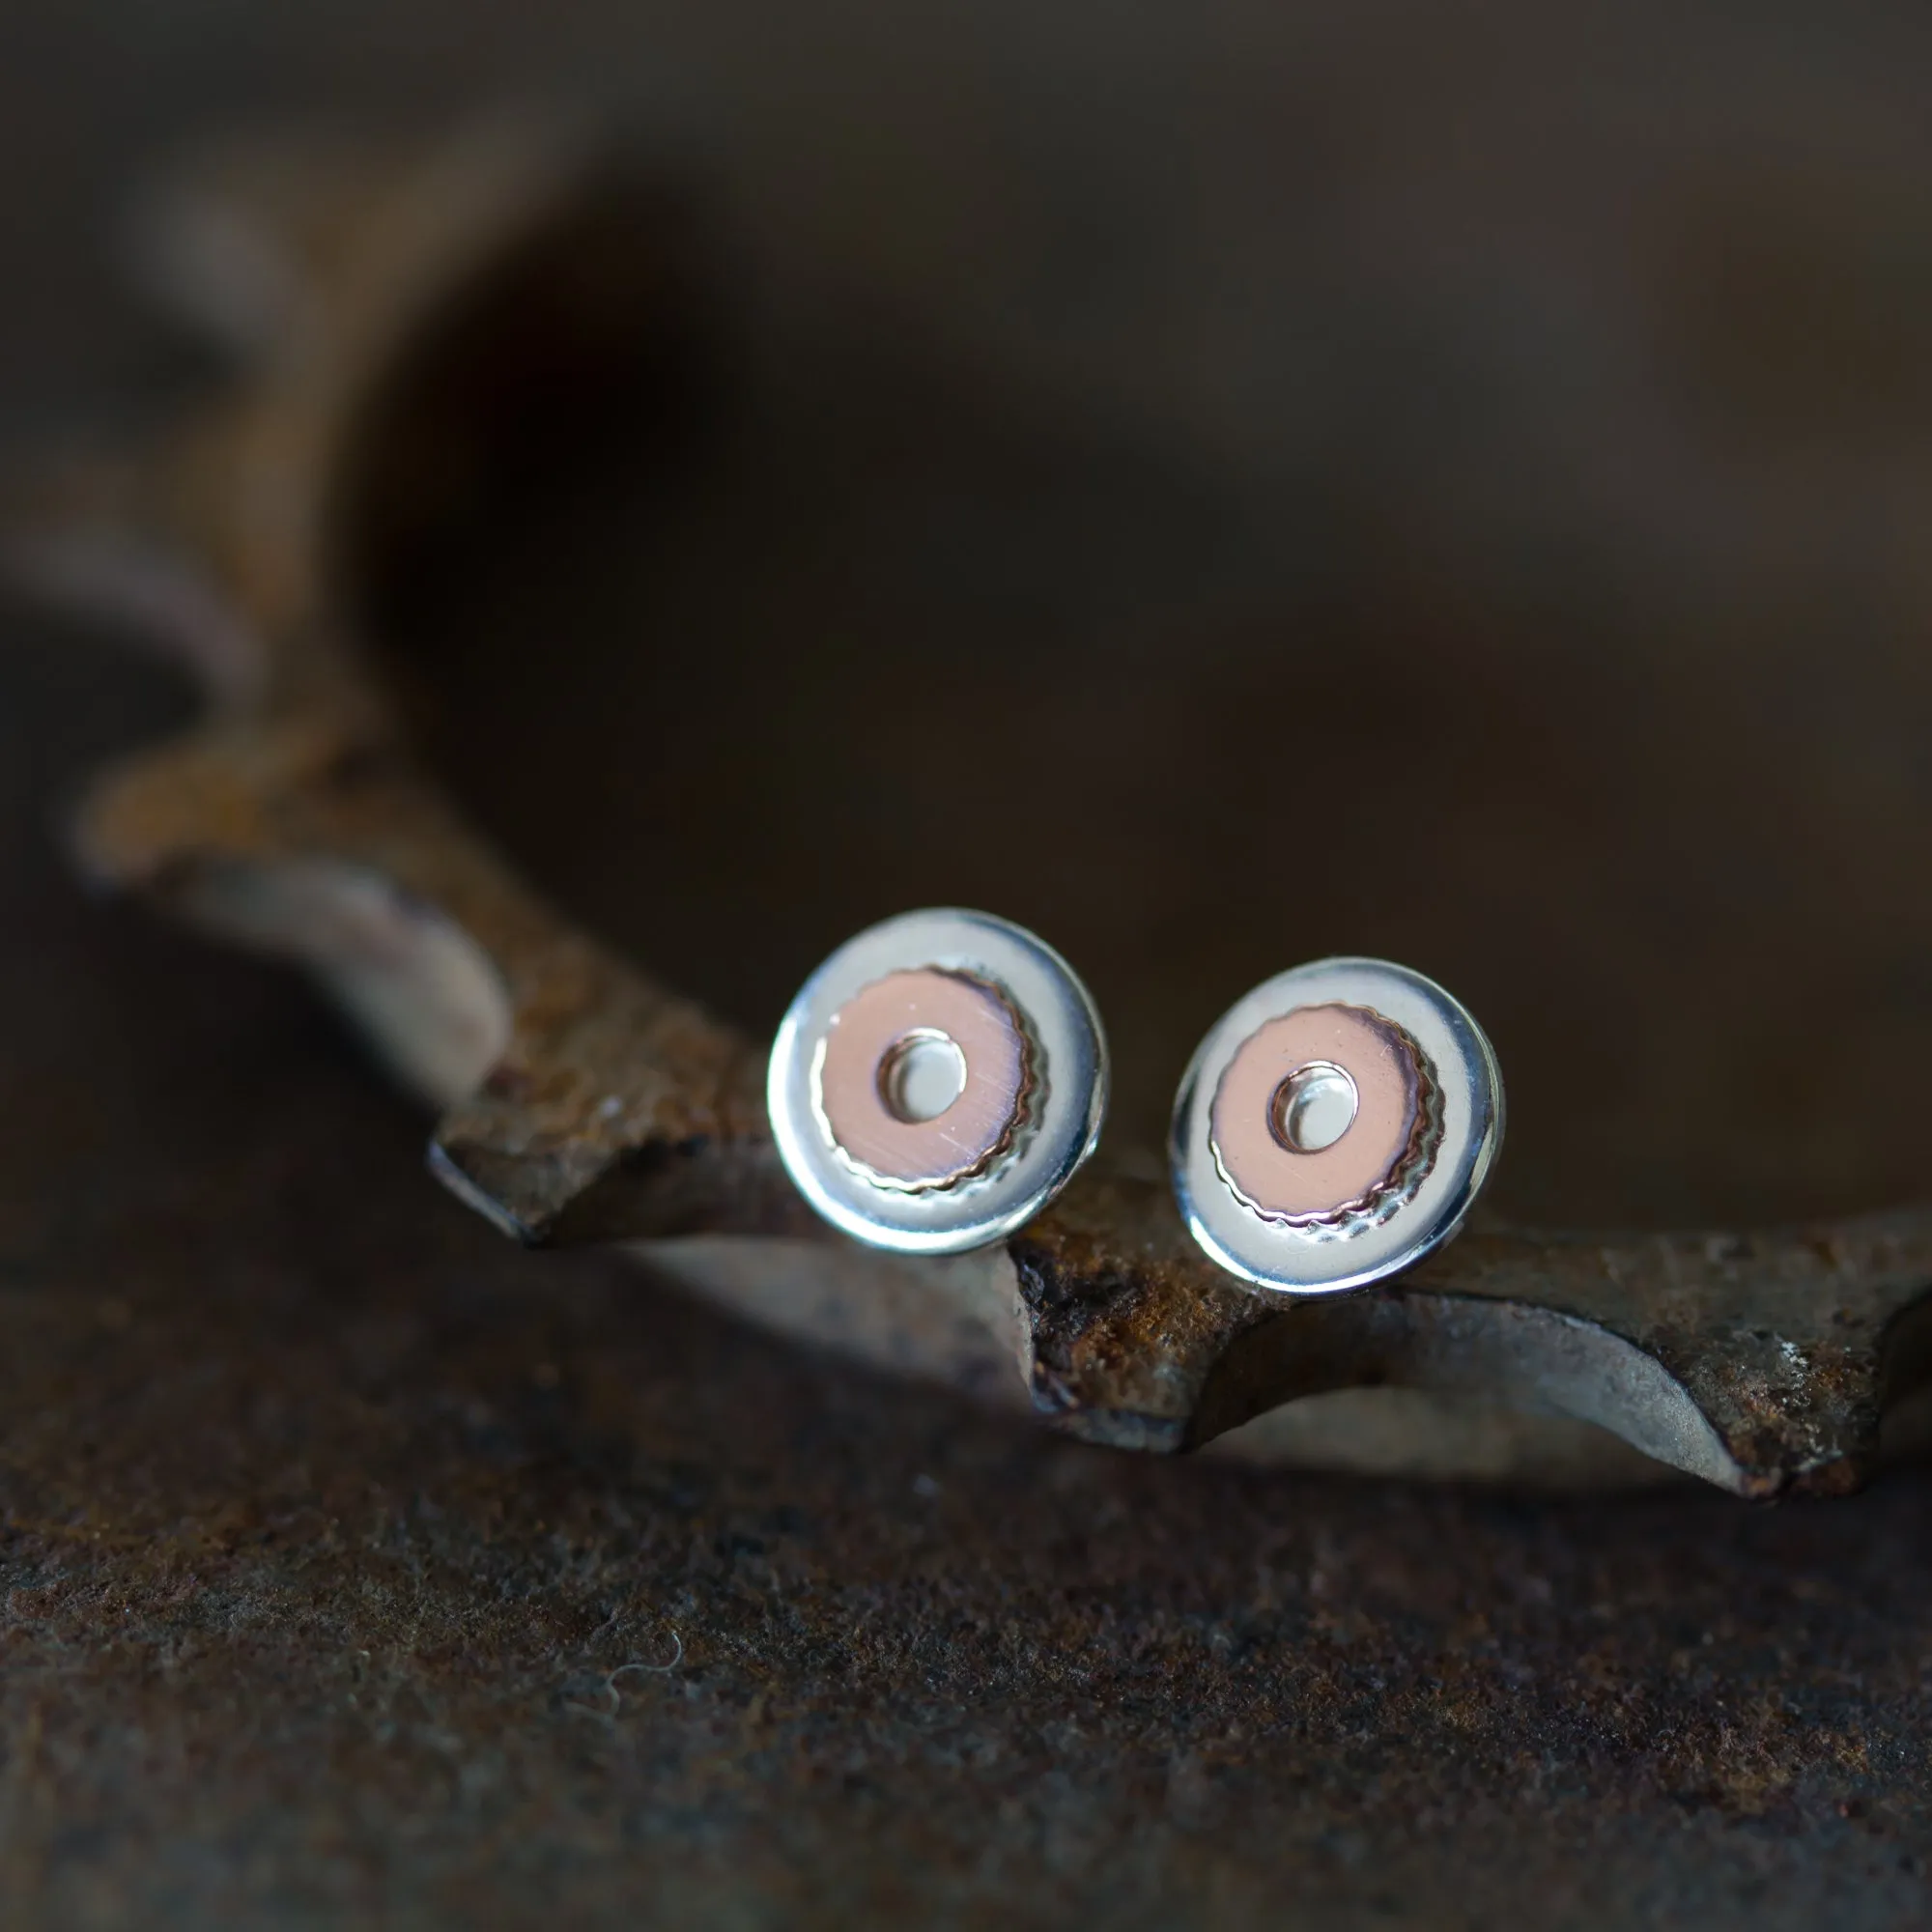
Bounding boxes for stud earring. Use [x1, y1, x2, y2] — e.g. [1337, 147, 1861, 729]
[768, 909, 1109, 1254]
[1170, 957, 1502, 1294]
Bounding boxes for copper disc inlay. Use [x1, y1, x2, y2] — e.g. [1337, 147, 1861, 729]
[814, 968, 1032, 1191]
[1209, 1004, 1423, 1222]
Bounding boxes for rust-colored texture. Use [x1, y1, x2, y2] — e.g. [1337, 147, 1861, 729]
[4, 647, 1932, 1924]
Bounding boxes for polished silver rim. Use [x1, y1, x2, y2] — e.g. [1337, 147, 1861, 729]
[1171, 956, 1504, 1293]
[768, 908, 1108, 1254]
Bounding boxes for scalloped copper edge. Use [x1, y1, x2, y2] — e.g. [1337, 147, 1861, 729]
[1210, 1014, 1444, 1239]
[811, 969, 1041, 1197]
[13, 121, 1932, 1497]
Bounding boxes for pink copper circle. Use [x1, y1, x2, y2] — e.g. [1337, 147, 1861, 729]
[814, 968, 1031, 1190]
[1209, 1004, 1420, 1221]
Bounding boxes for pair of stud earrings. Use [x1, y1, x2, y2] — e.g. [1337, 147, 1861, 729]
[766, 909, 1504, 1294]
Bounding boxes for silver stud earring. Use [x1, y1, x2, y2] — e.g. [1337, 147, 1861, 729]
[1170, 957, 1503, 1293]
[768, 908, 1108, 1254]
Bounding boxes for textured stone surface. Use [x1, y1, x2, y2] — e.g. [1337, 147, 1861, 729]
[7, 639, 1932, 1925]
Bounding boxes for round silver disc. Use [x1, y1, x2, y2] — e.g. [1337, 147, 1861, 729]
[1170, 956, 1503, 1294]
[768, 909, 1109, 1255]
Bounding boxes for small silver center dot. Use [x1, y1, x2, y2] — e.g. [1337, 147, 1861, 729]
[1270, 1061, 1359, 1153]
[877, 1029, 968, 1123]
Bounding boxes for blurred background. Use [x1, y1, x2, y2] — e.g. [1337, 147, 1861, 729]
[14, 2, 1932, 1229]
[9, 3, 1932, 1924]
